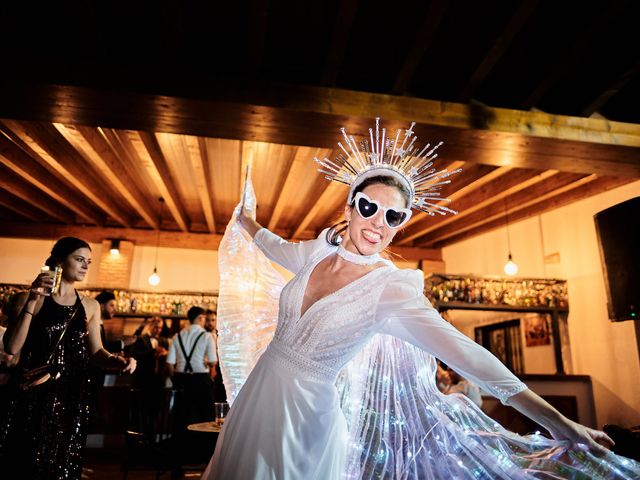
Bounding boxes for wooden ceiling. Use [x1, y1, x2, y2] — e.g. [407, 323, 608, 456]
[0, 1, 638, 257]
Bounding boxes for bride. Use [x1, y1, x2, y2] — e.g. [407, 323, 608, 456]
[203, 120, 638, 479]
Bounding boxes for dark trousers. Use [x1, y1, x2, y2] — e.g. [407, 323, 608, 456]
[171, 373, 215, 465]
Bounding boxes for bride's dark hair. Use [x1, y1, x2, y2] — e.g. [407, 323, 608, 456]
[325, 175, 411, 246]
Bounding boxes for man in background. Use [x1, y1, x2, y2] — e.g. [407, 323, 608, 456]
[204, 309, 226, 402]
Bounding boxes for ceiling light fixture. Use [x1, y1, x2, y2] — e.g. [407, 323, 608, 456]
[503, 198, 518, 276]
[148, 198, 164, 286]
[109, 239, 121, 256]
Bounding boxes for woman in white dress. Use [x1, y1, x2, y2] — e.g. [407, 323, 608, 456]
[203, 121, 639, 479]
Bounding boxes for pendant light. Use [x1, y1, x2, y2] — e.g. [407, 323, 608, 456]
[503, 198, 518, 276]
[148, 198, 164, 286]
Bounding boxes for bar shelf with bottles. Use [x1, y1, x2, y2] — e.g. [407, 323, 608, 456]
[0, 284, 217, 318]
[424, 274, 569, 311]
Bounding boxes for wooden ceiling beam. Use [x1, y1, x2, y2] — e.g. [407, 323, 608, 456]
[0, 189, 46, 222]
[0, 84, 638, 177]
[458, 0, 539, 101]
[186, 136, 216, 233]
[0, 222, 222, 251]
[129, 131, 189, 231]
[321, 0, 359, 86]
[416, 172, 591, 246]
[432, 176, 635, 248]
[0, 120, 133, 227]
[0, 164, 75, 224]
[398, 167, 553, 244]
[0, 221, 443, 261]
[391, 0, 448, 95]
[53, 124, 160, 229]
[291, 181, 343, 239]
[267, 147, 301, 231]
[0, 126, 104, 225]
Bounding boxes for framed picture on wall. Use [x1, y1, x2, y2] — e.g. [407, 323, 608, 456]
[524, 315, 551, 347]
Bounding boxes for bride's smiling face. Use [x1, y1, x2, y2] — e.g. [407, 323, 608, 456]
[343, 183, 408, 256]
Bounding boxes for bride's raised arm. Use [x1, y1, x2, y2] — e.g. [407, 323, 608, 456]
[237, 207, 328, 275]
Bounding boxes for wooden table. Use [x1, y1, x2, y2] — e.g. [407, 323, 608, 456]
[187, 421, 223, 433]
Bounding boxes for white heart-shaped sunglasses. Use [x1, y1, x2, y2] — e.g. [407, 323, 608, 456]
[353, 192, 412, 228]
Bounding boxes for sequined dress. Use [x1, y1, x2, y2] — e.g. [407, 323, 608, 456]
[0, 293, 92, 479]
[203, 228, 640, 480]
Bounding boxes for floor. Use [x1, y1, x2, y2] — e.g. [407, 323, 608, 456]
[84, 449, 207, 479]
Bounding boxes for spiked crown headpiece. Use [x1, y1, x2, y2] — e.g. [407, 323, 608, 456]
[315, 117, 463, 216]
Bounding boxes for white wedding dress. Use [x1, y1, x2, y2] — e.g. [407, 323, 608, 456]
[203, 181, 640, 479]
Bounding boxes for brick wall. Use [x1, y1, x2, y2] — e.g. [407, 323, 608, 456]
[96, 240, 134, 289]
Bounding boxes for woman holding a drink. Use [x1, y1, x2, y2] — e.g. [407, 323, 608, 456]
[0, 237, 136, 479]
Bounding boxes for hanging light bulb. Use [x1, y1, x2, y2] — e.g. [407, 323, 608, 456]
[503, 198, 518, 276]
[148, 198, 164, 286]
[504, 253, 519, 276]
[148, 267, 161, 286]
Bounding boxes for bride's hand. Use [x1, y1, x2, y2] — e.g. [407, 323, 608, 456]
[547, 418, 614, 455]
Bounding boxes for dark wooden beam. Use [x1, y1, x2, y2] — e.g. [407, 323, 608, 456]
[415, 172, 591, 246]
[1, 120, 133, 226]
[582, 63, 640, 117]
[321, 0, 359, 86]
[0, 190, 48, 222]
[0, 126, 105, 225]
[56, 124, 160, 228]
[458, 0, 539, 101]
[0, 164, 76, 223]
[522, 0, 628, 109]
[0, 221, 443, 261]
[432, 176, 635, 248]
[391, 0, 448, 95]
[133, 132, 189, 231]
[0, 83, 638, 177]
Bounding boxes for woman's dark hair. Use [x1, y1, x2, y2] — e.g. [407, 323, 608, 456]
[325, 175, 411, 246]
[45, 237, 91, 268]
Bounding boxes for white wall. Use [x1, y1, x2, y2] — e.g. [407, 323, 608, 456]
[443, 180, 640, 427]
[129, 245, 219, 292]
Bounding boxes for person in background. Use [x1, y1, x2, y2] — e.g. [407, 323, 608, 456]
[446, 367, 484, 408]
[204, 309, 226, 402]
[126, 316, 170, 390]
[166, 306, 217, 467]
[95, 291, 135, 353]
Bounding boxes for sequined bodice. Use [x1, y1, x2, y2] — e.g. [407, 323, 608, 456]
[20, 295, 89, 378]
[269, 247, 393, 380]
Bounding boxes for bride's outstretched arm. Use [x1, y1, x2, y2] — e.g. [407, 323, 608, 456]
[376, 270, 614, 454]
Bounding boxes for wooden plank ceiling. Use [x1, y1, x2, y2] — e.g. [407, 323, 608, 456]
[0, 108, 637, 253]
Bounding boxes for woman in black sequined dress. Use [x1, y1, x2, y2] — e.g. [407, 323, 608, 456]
[0, 237, 136, 479]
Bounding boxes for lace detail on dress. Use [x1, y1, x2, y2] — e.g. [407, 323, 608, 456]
[266, 340, 340, 383]
[493, 381, 528, 404]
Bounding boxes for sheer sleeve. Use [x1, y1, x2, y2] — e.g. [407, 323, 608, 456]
[252, 228, 329, 274]
[376, 269, 528, 404]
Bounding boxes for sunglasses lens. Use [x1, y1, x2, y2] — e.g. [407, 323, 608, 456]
[357, 196, 378, 218]
[386, 209, 408, 227]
